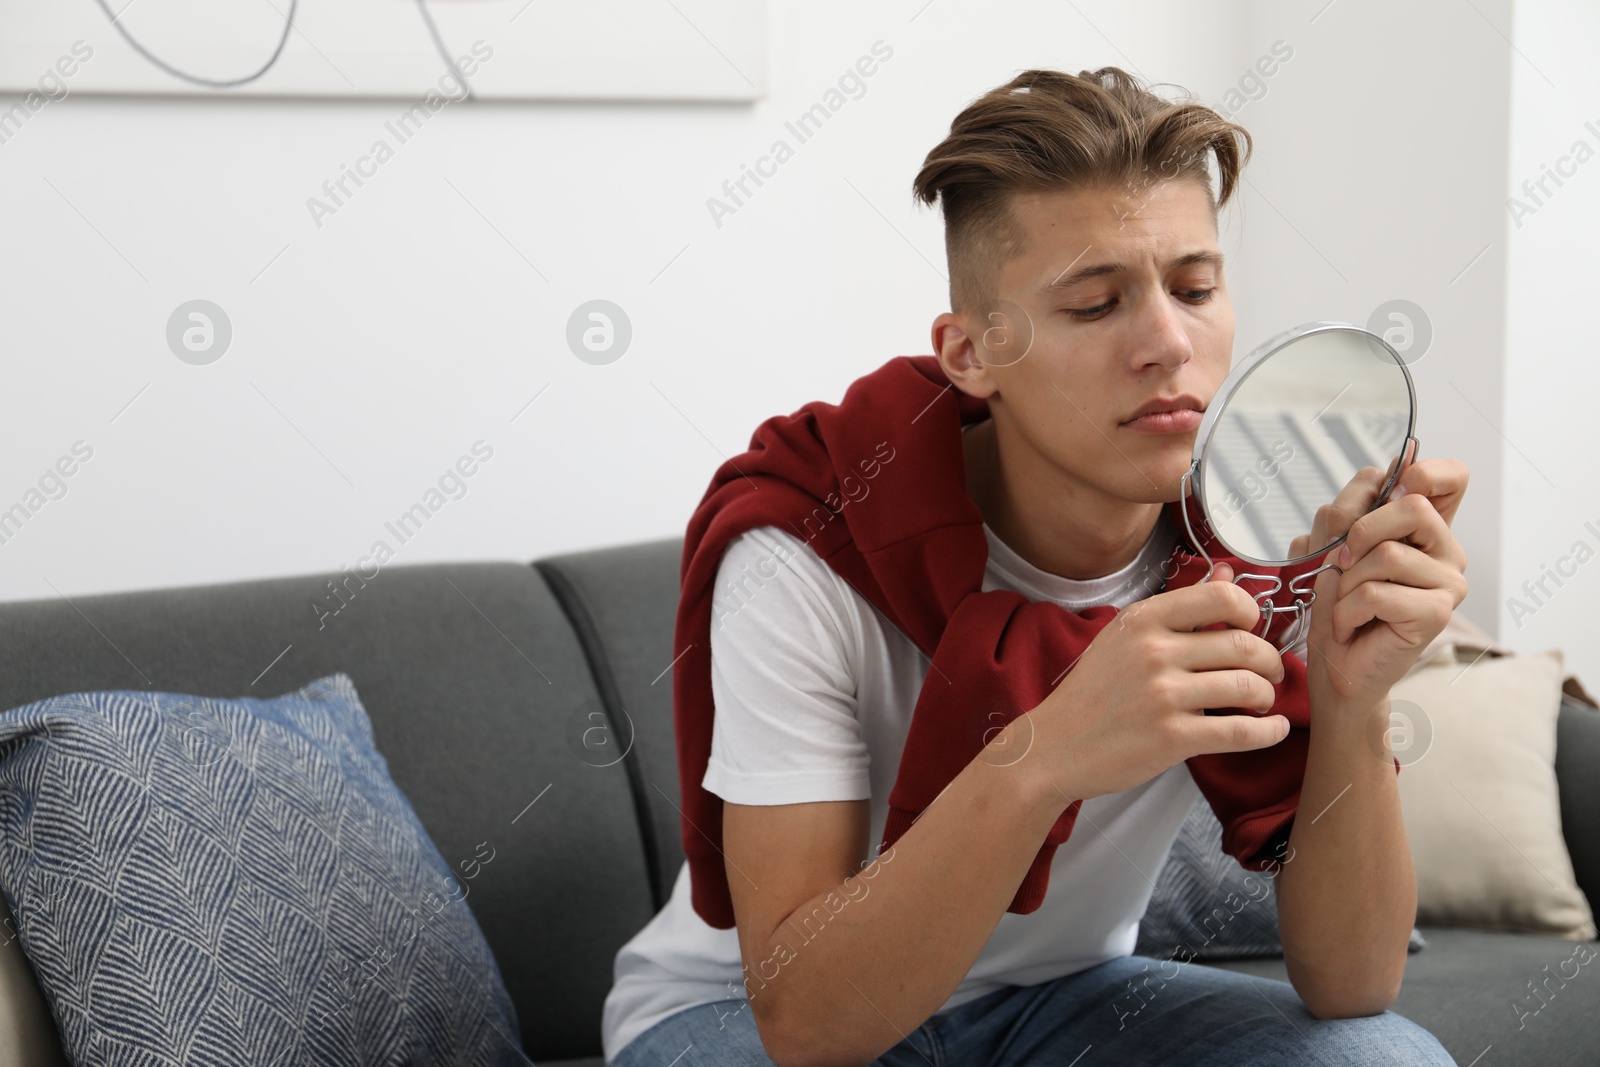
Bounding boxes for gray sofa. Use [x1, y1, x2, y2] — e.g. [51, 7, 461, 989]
[0, 538, 1595, 1065]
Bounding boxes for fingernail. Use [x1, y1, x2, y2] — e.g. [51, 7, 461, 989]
[1391, 483, 1409, 499]
[1338, 544, 1352, 568]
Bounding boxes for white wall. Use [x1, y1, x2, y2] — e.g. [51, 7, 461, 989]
[6, 0, 1585, 687]
[1501, 0, 1600, 688]
[0, 0, 1249, 596]
[1230, 0, 1513, 646]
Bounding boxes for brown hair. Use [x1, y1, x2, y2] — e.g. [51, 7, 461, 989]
[912, 67, 1252, 314]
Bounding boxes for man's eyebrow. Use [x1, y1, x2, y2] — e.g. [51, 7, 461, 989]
[1038, 250, 1225, 292]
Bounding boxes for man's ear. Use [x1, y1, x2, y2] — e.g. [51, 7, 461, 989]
[933, 310, 998, 400]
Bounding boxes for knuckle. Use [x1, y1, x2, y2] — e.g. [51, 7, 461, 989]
[1157, 714, 1188, 750]
[1224, 583, 1255, 616]
[1227, 715, 1256, 749]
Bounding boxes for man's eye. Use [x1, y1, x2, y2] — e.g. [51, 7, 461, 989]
[1066, 288, 1217, 321]
[1066, 301, 1114, 320]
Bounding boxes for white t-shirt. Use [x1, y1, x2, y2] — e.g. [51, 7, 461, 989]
[602, 474, 1290, 1062]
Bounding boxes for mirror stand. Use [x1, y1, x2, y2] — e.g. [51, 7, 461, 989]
[1177, 425, 1419, 655]
[1178, 462, 1338, 655]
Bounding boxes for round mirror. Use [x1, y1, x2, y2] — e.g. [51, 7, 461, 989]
[1191, 321, 1418, 569]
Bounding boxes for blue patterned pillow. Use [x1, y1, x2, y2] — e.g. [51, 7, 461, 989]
[1135, 794, 1427, 960]
[0, 673, 526, 1064]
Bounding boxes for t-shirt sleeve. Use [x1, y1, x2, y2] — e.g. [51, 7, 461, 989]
[701, 526, 872, 806]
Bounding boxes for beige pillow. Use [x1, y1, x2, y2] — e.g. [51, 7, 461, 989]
[1392, 642, 1596, 939]
[0, 897, 68, 1067]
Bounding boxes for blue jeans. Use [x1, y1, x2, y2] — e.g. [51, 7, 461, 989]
[609, 953, 1456, 1066]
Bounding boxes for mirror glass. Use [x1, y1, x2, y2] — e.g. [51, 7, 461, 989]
[1197, 324, 1415, 567]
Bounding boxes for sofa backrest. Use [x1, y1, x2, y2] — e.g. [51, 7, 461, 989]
[534, 538, 687, 913]
[1557, 693, 1600, 913]
[0, 559, 661, 1062]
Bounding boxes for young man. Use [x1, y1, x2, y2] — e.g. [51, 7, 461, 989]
[602, 67, 1468, 1066]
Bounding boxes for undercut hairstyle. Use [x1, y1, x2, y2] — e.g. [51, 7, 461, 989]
[912, 67, 1253, 315]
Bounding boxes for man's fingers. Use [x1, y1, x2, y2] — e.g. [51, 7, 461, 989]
[1342, 490, 1460, 570]
[1149, 577, 1261, 634]
[1334, 539, 1467, 610]
[1330, 577, 1458, 646]
[1181, 712, 1292, 755]
[1173, 627, 1286, 684]
[1189, 667, 1280, 714]
[1311, 465, 1389, 552]
[1395, 457, 1469, 528]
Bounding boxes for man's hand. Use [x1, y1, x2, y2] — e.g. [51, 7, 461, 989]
[1302, 455, 1470, 708]
[1021, 570, 1290, 806]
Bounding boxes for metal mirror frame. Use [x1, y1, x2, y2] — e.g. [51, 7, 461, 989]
[1177, 320, 1420, 652]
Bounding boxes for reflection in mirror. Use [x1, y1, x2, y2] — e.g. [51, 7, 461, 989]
[1199, 326, 1414, 567]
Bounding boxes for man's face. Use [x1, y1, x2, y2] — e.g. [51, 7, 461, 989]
[964, 177, 1234, 504]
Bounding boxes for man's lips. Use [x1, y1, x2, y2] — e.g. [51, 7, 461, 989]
[1121, 409, 1204, 434]
[1121, 393, 1205, 431]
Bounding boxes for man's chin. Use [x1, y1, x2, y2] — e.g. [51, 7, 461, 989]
[1140, 442, 1198, 501]
[1119, 477, 1188, 506]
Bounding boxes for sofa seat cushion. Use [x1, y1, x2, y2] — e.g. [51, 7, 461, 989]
[1206, 925, 1599, 1065]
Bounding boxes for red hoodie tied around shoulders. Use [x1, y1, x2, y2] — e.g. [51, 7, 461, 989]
[673, 355, 1345, 930]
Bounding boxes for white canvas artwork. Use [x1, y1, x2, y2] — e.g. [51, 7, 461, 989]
[0, 0, 766, 101]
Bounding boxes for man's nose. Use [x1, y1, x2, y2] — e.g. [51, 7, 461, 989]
[1129, 291, 1194, 372]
